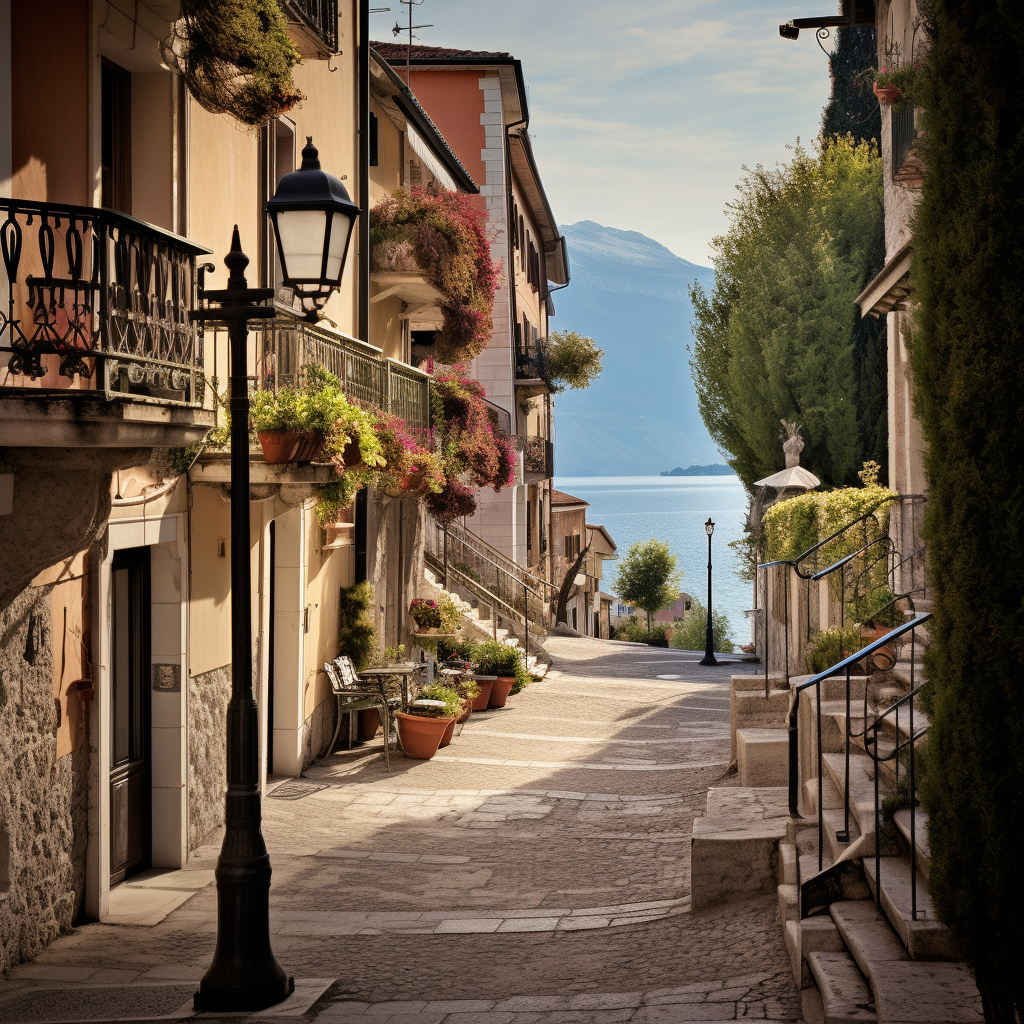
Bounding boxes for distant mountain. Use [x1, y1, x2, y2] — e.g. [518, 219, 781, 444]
[550, 221, 721, 477]
[661, 464, 734, 477]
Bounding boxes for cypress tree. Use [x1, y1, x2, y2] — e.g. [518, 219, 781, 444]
[823, 24, 888, 480]
[911, 2, 1024, 1019]
[822, 25, 881, 144]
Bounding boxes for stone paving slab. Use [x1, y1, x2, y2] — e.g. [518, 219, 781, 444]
[2, 637, 798, 1024]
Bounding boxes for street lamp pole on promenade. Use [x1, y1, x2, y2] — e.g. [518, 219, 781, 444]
[191, 139, 360, 1012]
[700, 518, 718, 666]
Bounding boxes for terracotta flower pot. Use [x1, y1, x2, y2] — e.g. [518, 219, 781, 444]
[258, 430, 300, 464]
[488, 676, 515, 709]
[471, 678, 495, 711]
[396, 711, 454, 759]
[296, 431, 325, 463]
[439, 718, 456, 748]
[457, 699, 473, 725]
[357, 707, 381, 743]
[873, 81, 903, 105]
[861, 625, 897, 672]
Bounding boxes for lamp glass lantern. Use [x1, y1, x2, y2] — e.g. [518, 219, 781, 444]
[705, 518, 715, 537]
[266, 137, 360, 314]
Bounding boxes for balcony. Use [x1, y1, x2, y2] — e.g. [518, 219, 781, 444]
[515, 341, 549, 398]
[282, 0, 338, 57]
[0, 198, 215, 447]
[521, 436, 554, 481]
[892, 104, 924, 188]
[254, 317, 432, 429]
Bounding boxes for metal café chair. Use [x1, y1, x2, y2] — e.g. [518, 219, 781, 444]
[324, 656, 394, 770]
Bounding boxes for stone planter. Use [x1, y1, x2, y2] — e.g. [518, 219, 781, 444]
[396, 711, 454, 759]
[488, 676, 515, 709]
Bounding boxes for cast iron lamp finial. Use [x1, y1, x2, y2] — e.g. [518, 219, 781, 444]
[225, 225, 250, 292]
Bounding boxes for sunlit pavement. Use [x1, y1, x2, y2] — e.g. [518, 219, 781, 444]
[0, 637, 803, 1024]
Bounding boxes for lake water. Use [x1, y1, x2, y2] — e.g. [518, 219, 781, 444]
[554, 475, 753, 645]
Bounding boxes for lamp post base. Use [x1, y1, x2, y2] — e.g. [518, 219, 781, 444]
[699, 654, 719, 666]
[193, 853, 294, 1011]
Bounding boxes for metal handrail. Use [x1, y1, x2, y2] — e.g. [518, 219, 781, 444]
[788, 613, 931, 877]
[791, 496, 897, 578]
[441, 521, 554, 596]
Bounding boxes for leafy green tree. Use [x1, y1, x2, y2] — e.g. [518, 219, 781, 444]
[669, 600, 734, 654]
[689, 136, 887, 489]
[542, 331, 604, 393]
[614, 540, 683, 634]
[909, 3, 1024, 1019]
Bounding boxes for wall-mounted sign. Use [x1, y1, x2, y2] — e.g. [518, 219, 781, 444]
[152, 663, 181, 692]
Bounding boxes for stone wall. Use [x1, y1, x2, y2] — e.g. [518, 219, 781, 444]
[301, 695, 337, 770]
[187, 664, 230, 851]
[0, 589, 89, 974]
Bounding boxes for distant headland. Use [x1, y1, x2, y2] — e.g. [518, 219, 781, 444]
[660, 464, 734, 477]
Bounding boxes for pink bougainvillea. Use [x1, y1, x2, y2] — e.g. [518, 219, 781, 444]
[370, 188, 498, 365]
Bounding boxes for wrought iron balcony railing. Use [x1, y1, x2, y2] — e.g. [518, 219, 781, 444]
[282, 0, 338, 54]
[521, 436, 553, 479]
[249, 317, 431, 430]
[515, 340, 547, 382]
[0, 199, 209, 407]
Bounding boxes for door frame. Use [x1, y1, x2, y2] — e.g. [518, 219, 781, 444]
[87, 511, 188, 921]
[108, 546, 151, 885]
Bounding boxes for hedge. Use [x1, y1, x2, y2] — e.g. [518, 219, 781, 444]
[910, 2, 1024, 1019]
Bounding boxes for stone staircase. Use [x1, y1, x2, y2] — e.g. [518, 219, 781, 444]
[421, 566, 549, 668]
[696, 605, 985, 1022]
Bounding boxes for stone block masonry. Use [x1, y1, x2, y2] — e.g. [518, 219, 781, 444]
[0, 588, 89, 974]
[187, 664, 230, 851]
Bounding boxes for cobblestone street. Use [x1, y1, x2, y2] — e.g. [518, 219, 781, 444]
[0, 638, 803, 1024]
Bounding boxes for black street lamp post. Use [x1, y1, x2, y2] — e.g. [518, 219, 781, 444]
[700, 518, 718, 666]
[191, 139, 359, 1012]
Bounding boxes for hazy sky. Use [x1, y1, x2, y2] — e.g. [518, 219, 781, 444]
[371, 0, 841, 266]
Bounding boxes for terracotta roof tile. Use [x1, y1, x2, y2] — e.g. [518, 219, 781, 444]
[550, 489, 589, 507]
[371, 42, 514, 61]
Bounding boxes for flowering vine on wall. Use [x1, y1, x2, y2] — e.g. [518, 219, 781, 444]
[370, 188, 499, 365]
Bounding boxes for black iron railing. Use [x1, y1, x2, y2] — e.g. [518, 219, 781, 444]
[202, 317, 431, 430]
[515, 339, 547, 382]
[424, 519, 553, 636]
[0, 198, 208, 406]
[758, 495, 919, 693]
[282, 0, 338, 53]
[789, 614, 931, 922]
[892, 103, 918, 178]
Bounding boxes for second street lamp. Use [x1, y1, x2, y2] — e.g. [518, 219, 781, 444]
[700, 518, 718, 666]
[193, 138, 358, 1012]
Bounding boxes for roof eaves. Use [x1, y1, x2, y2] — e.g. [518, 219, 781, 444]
[509, 130, 569, 285]
[370, 47, 479, 194]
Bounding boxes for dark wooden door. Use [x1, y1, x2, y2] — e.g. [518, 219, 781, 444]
[109, 547, 151, 885]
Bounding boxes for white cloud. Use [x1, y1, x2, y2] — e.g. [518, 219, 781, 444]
[372, 0, 840, 259]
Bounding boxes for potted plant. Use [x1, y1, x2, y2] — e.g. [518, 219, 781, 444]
[395, 697, 456, 759]
[410, 598, 442, 634]
[250, 386, 302, 463]
[474, 639, 520, 709]
[415, 684, 464, 747]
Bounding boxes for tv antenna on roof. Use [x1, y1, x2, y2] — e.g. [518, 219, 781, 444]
[394, 0, 432, 83]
